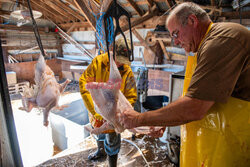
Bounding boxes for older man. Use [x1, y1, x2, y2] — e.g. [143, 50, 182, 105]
[119, 2, 250, 167]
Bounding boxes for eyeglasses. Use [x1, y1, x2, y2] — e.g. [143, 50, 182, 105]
[171, 30, 179, 39]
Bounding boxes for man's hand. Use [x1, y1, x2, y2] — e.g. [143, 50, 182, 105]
[118, 109, 141, 129]
[148, 127, 165, 138]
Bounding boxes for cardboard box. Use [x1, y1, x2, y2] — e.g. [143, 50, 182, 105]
[6, 71, 17, 84]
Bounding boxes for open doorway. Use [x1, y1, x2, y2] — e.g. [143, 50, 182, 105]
[0, 37, 90, 166]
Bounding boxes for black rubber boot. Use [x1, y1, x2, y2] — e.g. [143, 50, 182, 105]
[108, 154, 118, 167]
[88, 141, 106, 160]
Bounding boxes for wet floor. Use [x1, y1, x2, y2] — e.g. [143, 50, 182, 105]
[37, 131, 179, 167]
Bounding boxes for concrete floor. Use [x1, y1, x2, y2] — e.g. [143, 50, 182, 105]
[37, 131, 177, 167]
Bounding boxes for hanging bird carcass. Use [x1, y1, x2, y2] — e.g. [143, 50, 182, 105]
[21, 54, 71, 126]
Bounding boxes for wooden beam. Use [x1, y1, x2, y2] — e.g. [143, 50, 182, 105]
[0, 24, 55, 33]
[43, 0, 77, 21]
[199, 5, 222, 13]
[0, 0, 13, 2]
[25, 0, 65, 23]
[62, 41, 145, 46]
[122, 5, 158, 32]
[127, 0, 144, 16]
[0, 10, 10, 15]
[53, 0, 86, 22]
[63, 41, 95, 45]
[65, 0, 78, 6]
[74, 0, 96, 30]
[211, 0, 215, 6]
[158, 40, 170, 60]
[221, 11, 250, 19]
[3, 46, 60, 50]
[66, 22, 77, 34]
[164, 0, 173, 8]
[58, 21, 91, 29]
[122, 0, 166, 7]
[100, 0, 113, 12]
[132, 28, 155, 60]
[146, 0, 154, 7]
[170, 53, 186, 61]
[1, 37, 58, 43]
[222, 18, 250, 25]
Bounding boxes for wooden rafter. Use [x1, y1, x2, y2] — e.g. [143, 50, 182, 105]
[127, 0, 144, 16]
[211, 0, 215, 6]
[58, 22, 90, 29]
[158, 40, 170, 60]
[100, 0, 113, 12]
[3, 46, 59, 50]
[122, 5, 158, 32]
[43, 0, 77, 21]
[74, 0, 96, 30]
[0, 0, 12, 3]
[146, 0, 154, 7]
[0, 9, 9, 15]
[19, 1, 49, 22]
[132, 28, 155, 60]
[122, 0, 172, 7]
[66, 22, 77, 34]
[65, 0, 78, 6]
[0, 24, 56, 33]
[52, 0, 86, 22]
[25, 0, 66, 23]
[164, 0, 173, 8]
[221, 10, 250, 19]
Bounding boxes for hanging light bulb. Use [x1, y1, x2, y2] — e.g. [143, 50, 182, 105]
[10, 2, 42, 27]
[11, 9, 42, 20]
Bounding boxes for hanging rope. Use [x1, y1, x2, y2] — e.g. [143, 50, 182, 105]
[88, 0, 114, 53]
[106, 16, 114, 47]
[26, 0, 45, 57]
[92, 12, 114, 53]
[93, 12, 107, 52]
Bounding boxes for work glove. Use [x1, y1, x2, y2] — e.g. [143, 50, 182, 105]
[93, 113, 104, 128]
[92, 113, 115, 133]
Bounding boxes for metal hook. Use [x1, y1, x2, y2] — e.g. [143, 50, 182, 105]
[104, 0, 134, 62]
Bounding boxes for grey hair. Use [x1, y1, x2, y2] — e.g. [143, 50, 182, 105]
[166, 2, 210, 26]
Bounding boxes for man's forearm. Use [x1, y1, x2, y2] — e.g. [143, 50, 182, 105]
[137, 96, 214, 127]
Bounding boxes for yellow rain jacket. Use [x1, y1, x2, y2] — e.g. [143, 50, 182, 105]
[79, 53, 137, 132]
[181, 23, 250, 167]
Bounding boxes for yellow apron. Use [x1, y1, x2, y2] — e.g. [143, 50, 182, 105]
[180, 24, 250, 167]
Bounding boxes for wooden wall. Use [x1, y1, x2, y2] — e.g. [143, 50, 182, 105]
[61, 59, 88, 72]
[4, 59, 62, 84]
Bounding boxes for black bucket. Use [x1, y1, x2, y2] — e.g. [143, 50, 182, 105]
[143, 95, 169, 110]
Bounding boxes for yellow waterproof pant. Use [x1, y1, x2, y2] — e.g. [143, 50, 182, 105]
[181, 55, 250, 167]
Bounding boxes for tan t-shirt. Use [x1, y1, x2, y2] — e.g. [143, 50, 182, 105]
[186, 23, 250, 103]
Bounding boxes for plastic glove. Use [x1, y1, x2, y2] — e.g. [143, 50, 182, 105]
[93, 113, 104, 128]
[94, 113, 103, 121]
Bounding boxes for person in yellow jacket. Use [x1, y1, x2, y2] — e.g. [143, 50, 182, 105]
[79, 38, 137, 166]
[119, 2, 250, 167]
